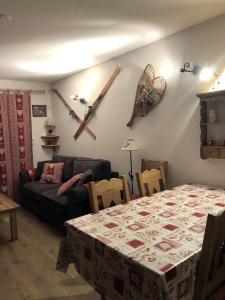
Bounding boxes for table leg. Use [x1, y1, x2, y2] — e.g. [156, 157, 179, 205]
[10, 210, 18, 240]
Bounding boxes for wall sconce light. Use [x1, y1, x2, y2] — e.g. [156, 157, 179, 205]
[179, 62, 201, 75]
[179, 62, 214, 81]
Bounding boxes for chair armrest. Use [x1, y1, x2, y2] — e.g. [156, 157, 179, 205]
[19, 170, 32, 186]
[66, 185, 91, 219]
[111, 171, 119, 178]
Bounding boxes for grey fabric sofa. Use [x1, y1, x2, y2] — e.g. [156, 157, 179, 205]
[19, 154, 118, 232]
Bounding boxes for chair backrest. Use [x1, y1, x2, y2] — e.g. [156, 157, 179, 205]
[194, 210, 225, 300]
[136, 168, 164, 197]
[141, 159, 167, 188]
[88, 176, 130, 213]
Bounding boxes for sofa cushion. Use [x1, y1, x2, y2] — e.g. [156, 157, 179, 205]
[23, 181, 61, 194]
[40, 162, 64, 184]
[76, 169, 94, 187]
[36, 160, 52, 180]
[52, 155, 79, 182]
[41, 188, 68, 205]
[73, 159, 111, 180]
[56, 174, 82, 196]
[41, 188, 68, 215]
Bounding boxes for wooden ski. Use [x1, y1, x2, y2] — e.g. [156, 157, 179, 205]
[74, 66, 120, 140]
[51, 88, 96, 140]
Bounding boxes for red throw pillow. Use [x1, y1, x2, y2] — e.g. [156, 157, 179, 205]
[28, 168, 36, 181]
[56, 174, 82, 196]
[40, 162, 64, 184]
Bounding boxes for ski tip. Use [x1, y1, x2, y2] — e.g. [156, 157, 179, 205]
[116, 65, 121, 72]
[126, 121, 133, 127]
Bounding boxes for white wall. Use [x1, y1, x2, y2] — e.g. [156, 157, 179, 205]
[0, 79, 52, 166]
[51, 14, 225, 189]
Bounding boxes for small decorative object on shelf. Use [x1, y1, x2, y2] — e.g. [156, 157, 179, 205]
[45, 118, 56, 136]
[198, 89, 225, 159]
[215, 140, 225, 147]
[208, 109, 216, 123]
[41, 136, 60, 152]
[207, 139, 213, 146]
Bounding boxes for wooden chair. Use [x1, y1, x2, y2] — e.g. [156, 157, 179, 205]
[194, 210, 225, 300]
[88, 176, 130, 213]
[136, 168, 165, 197]
[141, 159, 168, 188]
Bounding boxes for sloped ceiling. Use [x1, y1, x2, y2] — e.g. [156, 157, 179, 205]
[0, 0, 225, 82]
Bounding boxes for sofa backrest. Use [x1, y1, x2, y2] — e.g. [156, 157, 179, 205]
[35, 155, 112, 183]
[52, 154, 79, 182]
[73, 158, 111, 181]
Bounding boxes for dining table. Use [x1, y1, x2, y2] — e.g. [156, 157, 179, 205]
[56, 184, 225, 300]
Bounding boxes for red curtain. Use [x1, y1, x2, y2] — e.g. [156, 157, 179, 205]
[0, 90, 33, 200]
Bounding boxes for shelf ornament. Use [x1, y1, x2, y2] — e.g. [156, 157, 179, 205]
[127, 64, 167, 127]
[45, 118, 56, 136]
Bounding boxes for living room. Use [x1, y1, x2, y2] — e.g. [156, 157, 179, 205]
[1, 1, 225, 300]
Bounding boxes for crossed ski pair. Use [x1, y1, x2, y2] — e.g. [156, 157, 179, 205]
[52, 65, 120, 140]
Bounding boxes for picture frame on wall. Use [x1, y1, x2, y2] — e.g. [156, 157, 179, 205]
[32, 105, 47, 117]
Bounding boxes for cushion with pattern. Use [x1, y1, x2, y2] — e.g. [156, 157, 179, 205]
[40, 162, 64, 184]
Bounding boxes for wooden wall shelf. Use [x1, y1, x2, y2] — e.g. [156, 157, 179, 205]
[198, 89, 225, 159]
[41, 135, 60, 152]
[200, 122, 225, 125]
[201, 146, 225, 159]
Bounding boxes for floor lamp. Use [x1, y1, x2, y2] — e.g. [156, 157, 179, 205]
[121, 139, 139, 195]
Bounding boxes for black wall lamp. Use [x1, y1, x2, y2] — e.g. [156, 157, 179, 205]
[179, 62, 216, 82]
[179, 62, 201, 75]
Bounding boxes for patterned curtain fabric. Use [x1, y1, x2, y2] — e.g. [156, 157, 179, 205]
[0, 90, 33, 200]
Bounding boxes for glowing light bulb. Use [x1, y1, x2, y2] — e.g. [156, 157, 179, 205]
[199, 68, 213, 81]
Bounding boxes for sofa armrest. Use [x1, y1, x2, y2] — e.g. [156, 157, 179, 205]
[19, 170, 32, 186]
[111, 171, 119, 178]
[66, 185, 91, 219]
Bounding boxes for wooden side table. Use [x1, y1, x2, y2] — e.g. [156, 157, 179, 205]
[0, 193, 20, 240]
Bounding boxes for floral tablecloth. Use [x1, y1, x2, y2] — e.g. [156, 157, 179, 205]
[56, 184, 225, 300]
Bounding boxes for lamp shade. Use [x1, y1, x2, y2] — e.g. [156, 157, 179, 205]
[121, 139, 139, 151]
[45, 118, 55, 127]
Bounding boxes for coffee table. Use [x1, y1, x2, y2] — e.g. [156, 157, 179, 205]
[0, 193, 20, 240]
